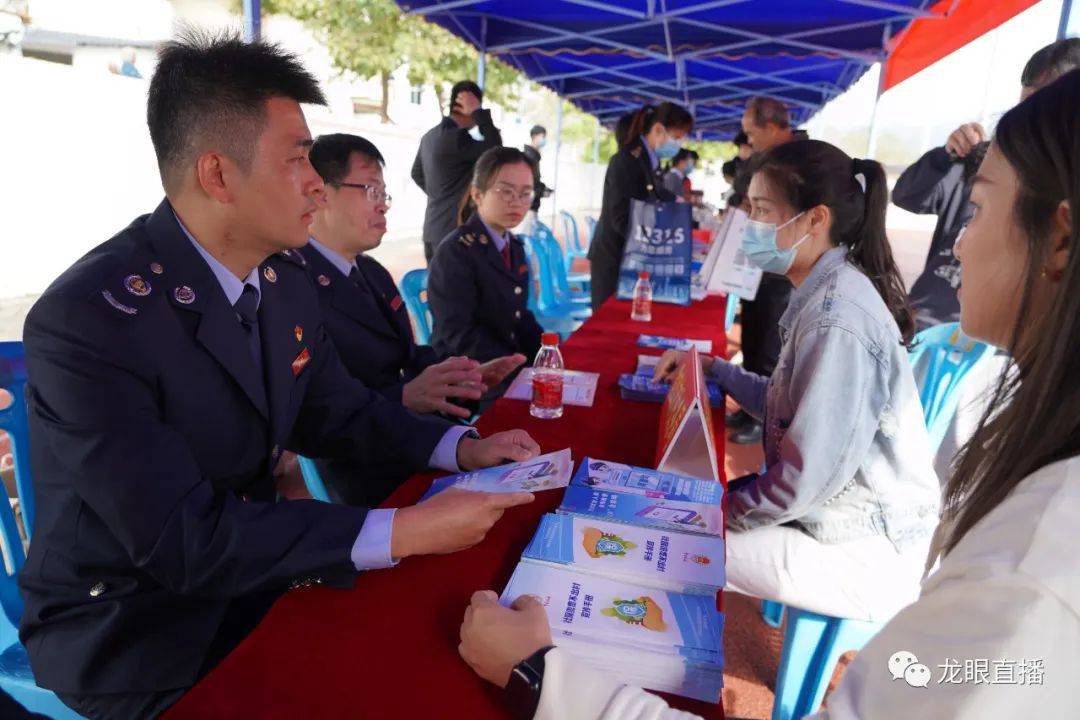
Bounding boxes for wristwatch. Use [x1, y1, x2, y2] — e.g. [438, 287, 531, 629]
[505, 645, 554, 720]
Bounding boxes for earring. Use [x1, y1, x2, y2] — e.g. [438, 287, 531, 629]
[1040, 267, 1049, 279]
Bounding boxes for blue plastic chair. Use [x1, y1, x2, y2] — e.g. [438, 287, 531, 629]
[0, 344, 85, 719]
[538, 222, 590, 301]
[399, 269, 432, 346]
[521, 237, 580, 340]
[0, 343, 34, 540]
[771, 608, 883, 720]
[534, 234, 591, 322]
[907, 322, 995, 452]
[585, 216, 598, 248]
[559, 210, 588, 260]
[296, 456, 332, 503]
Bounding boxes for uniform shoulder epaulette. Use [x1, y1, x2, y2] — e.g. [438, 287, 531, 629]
[457, 231, 489, 248]
[275, 248, 307, 268]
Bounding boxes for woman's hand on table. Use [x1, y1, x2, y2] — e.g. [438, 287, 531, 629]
[653, 350, 714, 383]
[457, 429, 541, 471]
[390, 488, 535, 559]
[459, 591, 552, 687]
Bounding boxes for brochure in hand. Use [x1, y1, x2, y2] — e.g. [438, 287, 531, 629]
[500, 561, 724, 703]
[420, 448, 573, 501]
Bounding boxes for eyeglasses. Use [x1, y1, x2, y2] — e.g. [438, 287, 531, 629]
[488, 185, 536, 205]
[332, 182, 392, 206]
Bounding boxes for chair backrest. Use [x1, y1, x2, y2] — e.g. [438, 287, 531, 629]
[908, 322, 997, 452]
[0, 343, 33, 541]
[585, 216, 598, 247]
[296, 456, 332, 503]
[521, 235, 557, 314]
[0, 343, 29, 649]
[399, 269, 432, 346]
[559, 210, 583, 254]
[537, 232, 575, 304]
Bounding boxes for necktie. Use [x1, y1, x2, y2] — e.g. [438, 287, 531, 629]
[500, 242, 511, 269]
[233, 283, 265, 391]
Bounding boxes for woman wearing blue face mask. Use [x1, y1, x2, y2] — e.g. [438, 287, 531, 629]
[656, 139, 940, 623]
[589, 102, 694, 308]
[661, 147, 696, 200]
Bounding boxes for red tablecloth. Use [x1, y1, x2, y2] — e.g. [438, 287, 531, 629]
[167, 296, 729, 720]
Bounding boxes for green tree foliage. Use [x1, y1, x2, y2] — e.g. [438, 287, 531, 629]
[256, 0, 526, 121]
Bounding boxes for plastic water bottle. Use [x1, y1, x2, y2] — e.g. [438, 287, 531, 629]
[530, 332, 564, 419]
[631, 271, 653, 322]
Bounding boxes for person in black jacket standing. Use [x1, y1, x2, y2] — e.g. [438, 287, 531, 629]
[588, 102, 694, 309]
[412, 80, 503, 262]
[895, 37, 1080, 331]
[522, 124, 552, 231]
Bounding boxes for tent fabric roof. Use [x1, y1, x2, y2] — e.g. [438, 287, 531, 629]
[396, 0, 944, 138]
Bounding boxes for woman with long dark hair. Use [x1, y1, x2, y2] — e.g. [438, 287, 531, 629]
[428, 146, 544, 368]
[814, 66, 1080, 720]
[650, 138, 941, 622]
[588, 102, 694, 308]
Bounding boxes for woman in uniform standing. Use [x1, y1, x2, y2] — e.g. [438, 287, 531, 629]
[428, 147, 545, 371]
[588, 102, 694, 309]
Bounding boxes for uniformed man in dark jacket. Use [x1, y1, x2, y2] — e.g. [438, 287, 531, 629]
[589, 102, 693, 309]
[18, 33, 538, 719]
[300, 133, 526, 503]
[411, 80, 502, 262]
[428, 147, 544, 371]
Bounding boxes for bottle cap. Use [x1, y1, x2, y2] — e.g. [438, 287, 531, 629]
[542, 332, 560, 346]
[638, 271, 650, 279]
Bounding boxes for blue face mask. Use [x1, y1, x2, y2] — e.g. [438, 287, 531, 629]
[685, 161, 695, 175]
[536, 137, 547, 149]
[741, 212, 809, 274]
[656, 138, 681, 159]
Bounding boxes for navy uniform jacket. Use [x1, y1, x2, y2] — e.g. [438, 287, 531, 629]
[428, 214, 544, 364]
[588, 135, 675, 308]
[298, 243, 441, 403]
[411, 110, 502, 259]
[18, 199, 451, 695]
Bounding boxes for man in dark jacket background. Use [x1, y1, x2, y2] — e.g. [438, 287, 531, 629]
[411, 80, 502, 262]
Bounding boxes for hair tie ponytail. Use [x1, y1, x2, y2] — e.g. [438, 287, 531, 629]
[852, 158, 870, 193]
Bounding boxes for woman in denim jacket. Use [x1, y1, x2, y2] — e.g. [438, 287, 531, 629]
[656, 140, 940, 623]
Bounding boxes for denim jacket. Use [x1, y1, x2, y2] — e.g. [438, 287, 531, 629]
[711, 247, 940, 550]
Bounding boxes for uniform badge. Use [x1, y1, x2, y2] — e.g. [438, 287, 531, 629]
[124, 274, 151, 297]
[149, 262, 164, 275]
[517, 264, 528, 275]
[101, 290, 137, 315]
[317, 274, 331, 287]
[389, 295, 403, 311]
[291, 348, 311, 376]
[173, 286, 196, 304]
[294, 325, 303, 342]
[263, 267, 277, 283]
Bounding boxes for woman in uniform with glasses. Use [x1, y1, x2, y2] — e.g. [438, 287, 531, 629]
[428, 147, 545, 374]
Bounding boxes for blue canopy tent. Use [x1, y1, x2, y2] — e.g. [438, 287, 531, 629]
[391, 0, 947, 139]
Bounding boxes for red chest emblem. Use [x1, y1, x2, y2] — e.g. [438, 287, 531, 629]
[390, 294, 403, 311]
[518, 264, 528, 275]
[291, 348, 311, 376]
